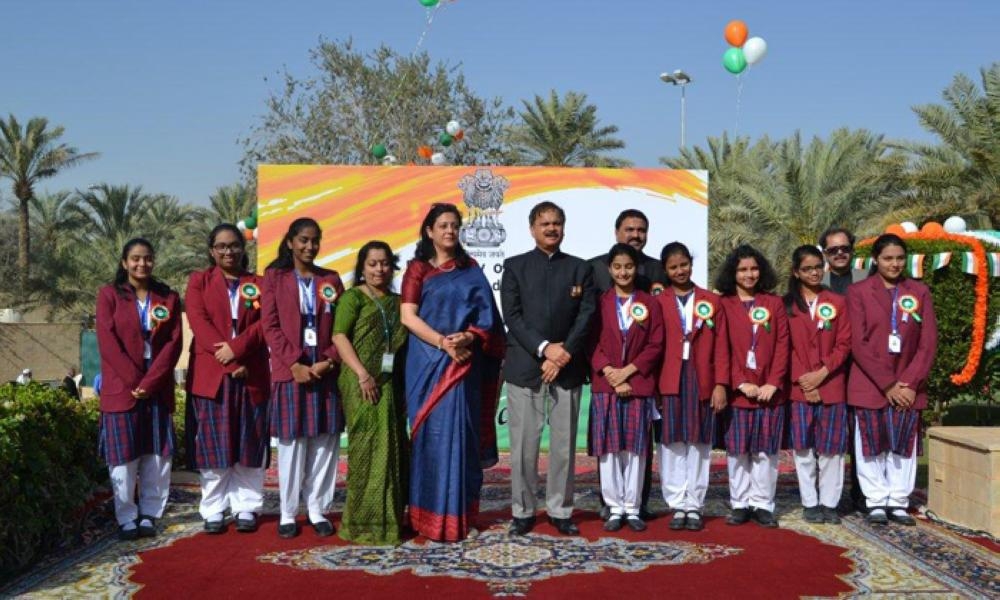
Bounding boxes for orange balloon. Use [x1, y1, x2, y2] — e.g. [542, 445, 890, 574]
[244, 228, 254, 242]
[454, 130, 464, 141]
[885, 224, 906, 236]
[724, 20, 749, 47]
[921, 221, 944, 235]
[417, 145, 433, 159]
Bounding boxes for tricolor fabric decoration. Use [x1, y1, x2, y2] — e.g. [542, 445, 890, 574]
[906, 255, 924, 279]
[930, 252, 951, 271]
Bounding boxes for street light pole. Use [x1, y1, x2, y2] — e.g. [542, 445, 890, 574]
[659, 70, 692, 150]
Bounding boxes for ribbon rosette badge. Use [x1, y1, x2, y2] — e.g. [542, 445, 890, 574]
[694, 300, 715, 329]
[650, 283, 665, 296]
[239, 282, 261, 309]
[630, 302, 650, 324]
[816, 302, 837, 330]
[749, 306, 771, 332]
[897, 294, 922, 323]
[151, 304, 170, 327]
[320, 283, 339, 305]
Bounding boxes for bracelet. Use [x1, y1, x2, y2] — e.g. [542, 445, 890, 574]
[436, 335, 445, 351]
[359, 374, 372, 384]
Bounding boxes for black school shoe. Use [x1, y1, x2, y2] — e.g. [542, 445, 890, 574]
[685, 511, 704, 531]
[625, 515, 647, 532]
[508, 516, 536, 536]
[235, 513, 259, 533]
[137, 516, 157, 538]
[668, 511, 687, 530]
[752, 508, 779, 528]
[822, 506, 842, 525]
[204, 518, 227, 534]
[278, 522, 300, 538]
[603, 515, 625, 532]
[726, 508, 752, 525]
[803, 506, 824, 523]
[888, 509, 916, 526]
[310, 518, 335, 537]
[118, 525, 140, 541]
[548, 516, 580, 535]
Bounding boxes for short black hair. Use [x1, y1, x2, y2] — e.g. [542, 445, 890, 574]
[605, 242, 641, 266]
[714, 244, 779, 296]
[615, 209, 649, 231]
[529, 201, 565, 226]
[818, 227, 856, 249]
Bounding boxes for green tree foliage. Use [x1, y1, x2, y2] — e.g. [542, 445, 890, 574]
[0, 116, 97, 298]
[508, 90, 632, 167]
[241, 39, 515, 174]
[891, 63, 1000, 229]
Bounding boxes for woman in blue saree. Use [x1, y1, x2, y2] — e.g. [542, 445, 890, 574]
[400, 203, 505, 542]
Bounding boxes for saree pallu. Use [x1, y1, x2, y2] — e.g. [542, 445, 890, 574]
[404, 262, 504, 542]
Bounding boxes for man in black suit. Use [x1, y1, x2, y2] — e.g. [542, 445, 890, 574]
[818, 226, 869, 514]
[502, 201, 596, 536]
[589, 208, 668, 521]
[588, 209, 669, 294]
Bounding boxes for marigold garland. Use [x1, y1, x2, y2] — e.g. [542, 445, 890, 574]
[858, 231, 988, 386]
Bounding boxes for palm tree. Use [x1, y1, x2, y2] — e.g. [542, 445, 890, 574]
[208, 183, 255, 225]
[892, 63, 1000, 228]
[508, 90, 632, 167]
[0, 115, 98, 296]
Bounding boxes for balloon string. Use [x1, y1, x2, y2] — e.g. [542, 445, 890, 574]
[369, 3, 445, 159]
[735, 72, 744, 135]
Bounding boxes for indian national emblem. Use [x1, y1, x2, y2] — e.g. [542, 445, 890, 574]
[458, 168, 508, 247]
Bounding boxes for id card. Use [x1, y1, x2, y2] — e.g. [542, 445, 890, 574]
[888, 332, 902, 354]
[682, 340, 691, 361]
[381, 352, 395, 373]
[143, 340, 152, 360]
[746, 350, 758, 370]
[303, 327, 318, 347]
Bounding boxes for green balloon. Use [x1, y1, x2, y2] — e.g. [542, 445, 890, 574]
[419, 0, 439, 6]
[439, 132, 453, 147]
[371, 143, 388, 159]
[245, 216, 257, 229]
[250, 207, 258, 219]
[723, 47, 747, 74]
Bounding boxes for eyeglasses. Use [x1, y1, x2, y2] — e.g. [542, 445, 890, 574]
[212, 243, 244, 254]
[797, 265, 825, 274]
[823, 245, 852, 256]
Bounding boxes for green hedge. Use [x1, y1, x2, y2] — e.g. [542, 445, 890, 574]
[0, 383, 105, 582]
[856, 238, 1000, 421]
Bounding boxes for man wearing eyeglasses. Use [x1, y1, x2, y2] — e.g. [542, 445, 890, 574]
[819, 228, 868, 294]
[818, 227, 868, 514]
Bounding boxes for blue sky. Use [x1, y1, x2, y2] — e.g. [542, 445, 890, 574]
[2, 0, 997, 206]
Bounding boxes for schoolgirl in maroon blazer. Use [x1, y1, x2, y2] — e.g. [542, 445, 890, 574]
[185, 223, 270, 534]
[261, 217, 345, 539]
[588, 243, 664, 533]
[784, 245, 851, 525]
[846, 234, 937, 526]
[655, 242, 729, 531]
[715, 244, 789, 529]
[96, 238, 182, 540]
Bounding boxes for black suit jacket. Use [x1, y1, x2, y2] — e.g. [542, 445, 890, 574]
[501, 248, 596, 388]
[588, 251, 668, 294]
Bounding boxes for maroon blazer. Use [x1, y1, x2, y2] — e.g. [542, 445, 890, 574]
[788, 289, 851, 404]
[589, 289, 664, 396]
[719, 292, 790, 408]
[656, 286, 729, 398]
[846, 276, 937, 409]
[96, 284, 183, 413]
[261, 266, 344, 383]
[184, 267, 270, 405]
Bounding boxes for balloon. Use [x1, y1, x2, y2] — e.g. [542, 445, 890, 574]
[382, 154, 398, 165]
[454, 130, 464, 141]
[921, 221, 944, 235]
[244, 228, 254, 242]
[371, 143, 388, 159]
[439, 132, 454, 147]
[943, 215, 968, 233]
[445, 120, 461, 136]
[900, 221, 919, 233]
[742, 37, 768, 65]
[722, 48, 747, 74]
[885, 224, 906, 236]
[417, 145, 433, 159]
[430, 152, 446, 165]
[724, 20, 749, 47]
[419, 0, 439, 6]
[250, 207, 258, 218]
[236, 220, 247, 232]
[245, 216, 257, 229]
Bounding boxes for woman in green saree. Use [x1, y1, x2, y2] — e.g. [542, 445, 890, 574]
[332, 241, 408, 544]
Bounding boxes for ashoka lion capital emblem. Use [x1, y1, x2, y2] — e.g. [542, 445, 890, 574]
[458, 168, 508, 247]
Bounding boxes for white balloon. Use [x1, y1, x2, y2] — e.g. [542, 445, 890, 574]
[742, 37, 768, 66]
[382, 154, 398, 165]
[236, 220, 247, 232]
[430, 152, 446, 165]
[943, 215, 968, 233]
[252, 228, 258, 239]
[445, 120, 461, 136]
[900, 221, 919, 233]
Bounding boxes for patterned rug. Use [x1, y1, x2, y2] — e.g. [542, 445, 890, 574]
[3, 452, 998, 598]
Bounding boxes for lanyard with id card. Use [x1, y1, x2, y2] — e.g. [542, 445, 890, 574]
[676, 293, 694, 361]
[227, 278, 240, 338]
[297, 275, 317, 348]
[888, 287, 902, 354]
[136, 294, 152, 360]
[367, 285, 397, 374]
[745, 301, 759, 370]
